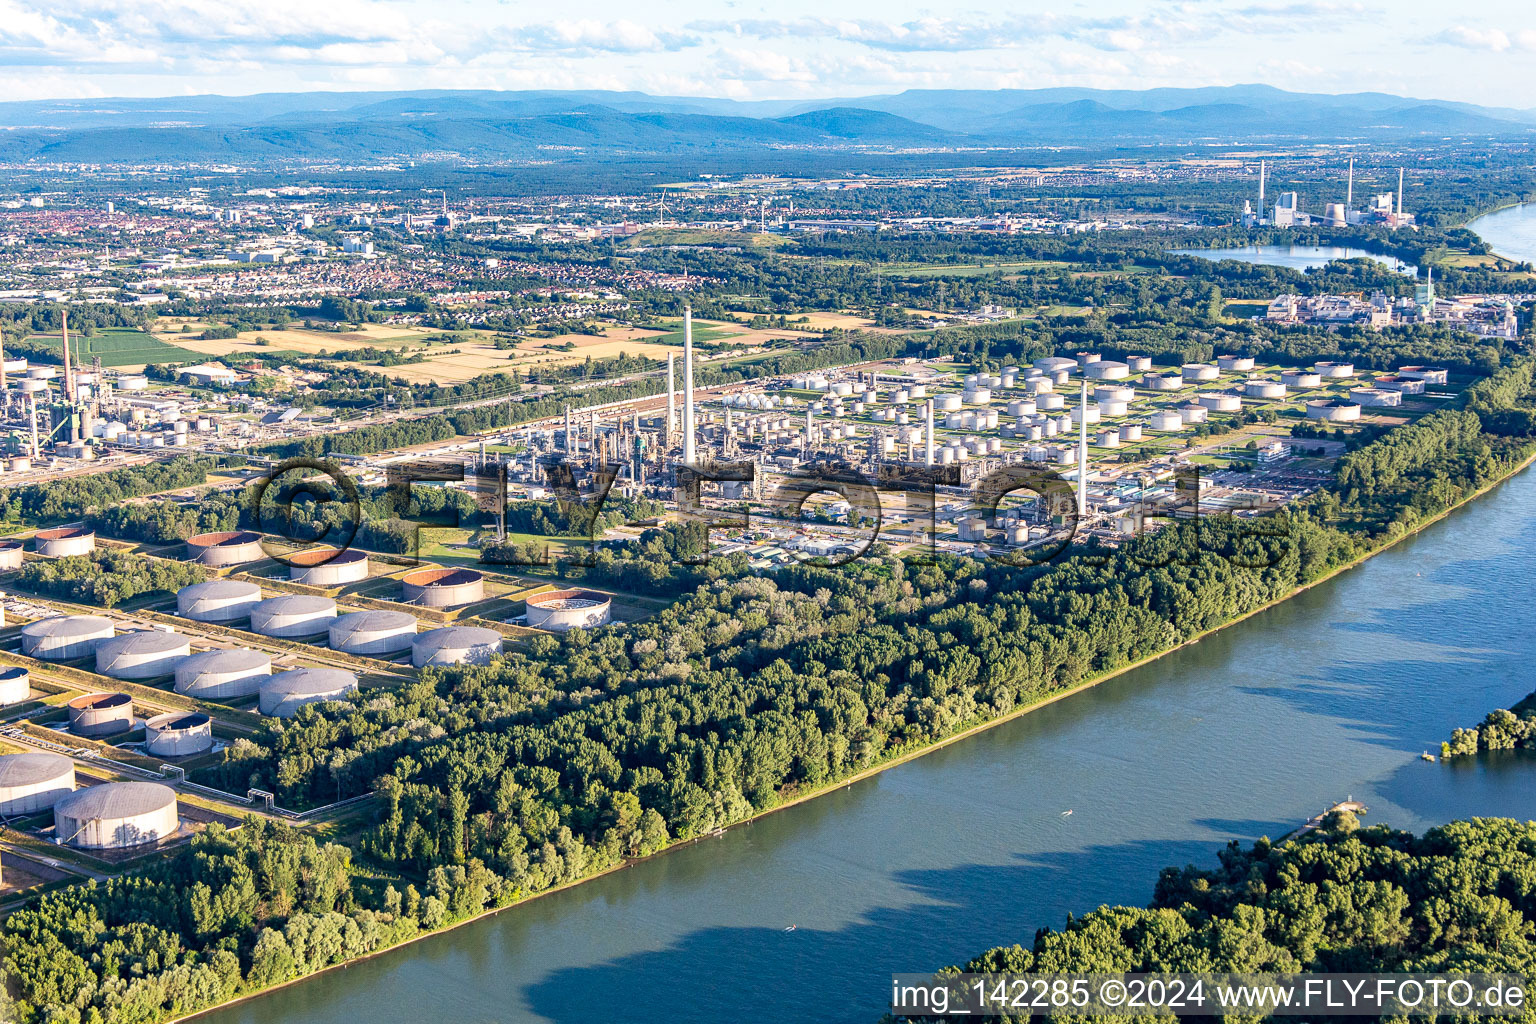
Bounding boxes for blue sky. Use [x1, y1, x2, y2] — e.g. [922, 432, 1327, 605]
[1, 0, 1532, 105]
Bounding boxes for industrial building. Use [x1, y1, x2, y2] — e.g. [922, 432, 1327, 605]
[412, 626, 503, 667]
[174, 648, 271, 698]
[259, 668, 359, 717]
[177, 579, 263, 622]
[250, 595, 337, 637]
[66, 692, 134, 737]
[402, 568, 485, 608]
[144, 712, 214, 756]
[329, 609, 417, 655]
[186, 530, 265, 567]
[287, 547, 371, 585]
[34, 525, 95, 557]
[0, 752, 75, 814]
[53, 782, 179, 849]
[94, 630, 191, 680]
[525, 589, 613, 632]
[20, 615, 114, 659]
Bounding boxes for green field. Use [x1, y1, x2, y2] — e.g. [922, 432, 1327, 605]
[26, 327, 198, 367]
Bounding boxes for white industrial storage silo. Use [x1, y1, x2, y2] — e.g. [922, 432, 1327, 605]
[1097, 400, 1130, 417]
[21, 615, 114, 659]
[1351, 388, 1402, 407]
[1146, 372, 1184, 391]
[329, 610, 417, 655]
[1181, 363, 1220, 382]
[67, 692, 134, 737]
[185, 530, 265, 567]
[0, 666, 30, 705]
[1280, 369, 1322, 388]
[250, 595, 337, 638]
[0, 752, 75, 814]
[174, 648, 272, 699]
[54, 782, 178, 849]
[1126, 356, 1152, 372]
[1196, 393, 1242, 412]
[1314, 361, 1356, 378]
[144, 712, 214, 756]
[1033, 356, 1077, 375]
[33, 526, 95, 557]
[402, 568, 485, 608]
[1306, 399, 1363, 421]
[287, 547, 371, 585]
[1178, 405, 1209, 424]
[1084, 360, 1129, 380]
[1094, 385, 1135, 404]
[177, 579, 263, 622]
[1216, 355, 1255, 372]
[1244, 379, 1288, 399]
[1119, 423, 1144, 442]
[1149, 410, 1186, 431]
[95, 630, 191, 680]
[0, 539, 23, 569]
[412, 626, 505, 668]
[1037, 393, 1065, 411]
[259, 668, 359, 718]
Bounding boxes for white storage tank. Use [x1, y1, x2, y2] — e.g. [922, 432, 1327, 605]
[1196, 392, 1242, 412]
[117, 375, 150, 391]
[1397, 366, 1449, 384]
[287, 547, 371, 585]
[526, 589, 613, 632]
[1306, 399, 1363, 421]
[1024, 376, 1053, 395]
[1119, 423, 1144, 442]
[21, 615, 114, 659]
[34, 525, 95, 557]
[178, 579, 263, 622]
[259, 668, 359, 718]
[1126, 356, 1152, 372]
[1033, 356, 1077, 375]
[329, 609, 417, 655]
[1037, 393, 1065, 411]
[0, 666, 30, 704]
[186, 530, 264, 567]
[1149, 410, 1186, 431]
[175, 648, 271, 699]
[962, 387, 992, 405]
[1351, 387, 1403, 408]
[54, 782, 178, 849]
[1181, 363, 1220, 382]
[1084, 360, 1129, 380]
[0, 752, 74, 814]
[1178, 405, 1209, 424]
[144, 712, 214, 757]
[1070, 405, 1101, 426]
[1097, 400, 1130, 417]
[1216, 355, 1255, 372]
[402, 568, 485, 608]
[95, 631, 190, 680]
[0, 539, 23, 569]
[1098, 430, 1121, 448]
[67, 692, 133, 737]
[1244, 379, 1288, 399]
[1314, 361, 1356, 379]
[1146, 372, 1184, 391]
[413, 626, 505, 667]
[1280, 369, 1322, 388]
[1094, 385, 1135, 404]
[250, 595, 336, 637]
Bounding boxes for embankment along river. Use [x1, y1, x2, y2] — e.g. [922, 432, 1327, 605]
[199, 466, 1536, 1024]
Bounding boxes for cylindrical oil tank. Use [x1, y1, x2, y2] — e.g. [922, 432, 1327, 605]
[34, 526, 95, 557]
[0, 666, 30, 704]
[67, 692, 133, 737]
[1178, 405, 1209, 424]
[412, 626, 504, 668]
[1314, 361, 1356, 378]
[1094, 385, 1135, 404]
[0, 752, 75, 814]
[1244, 379, 1288, 399]
[525, 589, 613, 632]
[0, 539, 24, 569]
[329, 609, 417, 655]
[1217, 355, 1255, 372]
[287, 547, 370, 585]
[934, 394, 962, 412]
[186, 530, 264, 567]
[1119, 423, 1144, 442]
[21, 615, 114, 659]
[1126, 356, 1152, 372]
[250, 594, 336, 637]
[402, 568, 485, 608]
[174, 648, 271, 698]
[1306, 399, 1362, 422]
[53, 782, 178, 849]
[1146, 372, 1183, 391]
[144, 712, 214, 756]
[178, 579, 263, 622]
[1084, 360, 1129, 380]
[1149, 410, 1185, 431]
[8, 456, 32, 472]
[1196, 392, 1242, 412]
[26, 366, 56, 380]
[1181, 363, 1220, 382]
[259, 668, 359, 718]
[116, 374, 149, 391]
[95, 631, 190, 680]
[1037, 393, 1065, 411]
[1281, 370, 1323, 388]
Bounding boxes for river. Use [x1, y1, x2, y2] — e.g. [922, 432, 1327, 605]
[1470, 203, 1536, 265]
[200, 467, 1536, 1024]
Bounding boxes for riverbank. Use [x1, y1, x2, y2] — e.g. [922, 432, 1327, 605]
[169, 441, 1536, 1024]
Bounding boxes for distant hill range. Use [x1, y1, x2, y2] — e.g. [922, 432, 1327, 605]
[1, 85, 1531, 164]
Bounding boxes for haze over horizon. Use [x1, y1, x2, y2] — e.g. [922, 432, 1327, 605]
[3, 0, 1533, 108]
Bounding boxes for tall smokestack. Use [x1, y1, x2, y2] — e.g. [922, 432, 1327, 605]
[60, 310, 73, 405]
[682, 306, 696, 466]
[1346, 157, 1354, 210]
[564, 404, 573, 452]
[1258, 160, 1266, 219]
[1397, 168, 1405, 220]
[805, 406, 814, 456]
[924, 399, 935, 467]
[666, 352, 676, 445]
[1076, 379, 1089, 522]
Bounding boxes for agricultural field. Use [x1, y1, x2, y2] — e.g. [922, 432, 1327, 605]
[23, 327, 198, 367]
[148, 317, 441, 358]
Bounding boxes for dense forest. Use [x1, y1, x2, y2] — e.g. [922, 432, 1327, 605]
[1443, 690, 1536, 758]
[893, 817, 1536, 1022]
[14, 550, 206, 608]
[0, 460, 215, 526]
